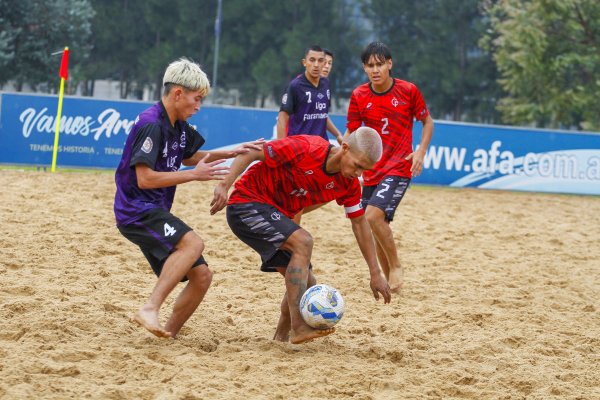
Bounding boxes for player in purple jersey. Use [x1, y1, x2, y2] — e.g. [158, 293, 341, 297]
[276, 45, 343, 144]
[114, 58, 263, 339]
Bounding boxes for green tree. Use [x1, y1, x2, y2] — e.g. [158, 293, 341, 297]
[0, 0, 94, 92]
[216, 0, 363, 107]
[361, 0, 502, 122]
[84, 0, 215, 99]
[481, 0, 600, 130]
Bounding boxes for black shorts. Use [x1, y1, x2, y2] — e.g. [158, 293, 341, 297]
[117, 208, 207, 280]
[226, 202, 311, 273]
[361, 176, 411, 222]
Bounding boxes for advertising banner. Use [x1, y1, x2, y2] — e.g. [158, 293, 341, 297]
[1, 92, 598, 195]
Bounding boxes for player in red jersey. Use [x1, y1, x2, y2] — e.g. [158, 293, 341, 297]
[345, 41, 435, 294]
[210, 128, 391, 344]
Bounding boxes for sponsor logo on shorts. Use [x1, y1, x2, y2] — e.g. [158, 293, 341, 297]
[271, 212, 281, 220]
[141, 137, 153, 153]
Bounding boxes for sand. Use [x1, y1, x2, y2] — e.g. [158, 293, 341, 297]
[0, 169, 598, 399]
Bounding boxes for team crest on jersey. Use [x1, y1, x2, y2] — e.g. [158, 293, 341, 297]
[282, 93, 288, 105]
[325, 181, 335, 189]
[141, 137, 153, 153]
[317, 93, 324, 100]
[392, 98, 399, 107]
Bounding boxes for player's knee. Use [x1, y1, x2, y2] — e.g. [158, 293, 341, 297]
[190, 266, 212, 290]
[365, 208, 384, 226]
[291, 229, 314, 252]
[179, 232, 205, 259]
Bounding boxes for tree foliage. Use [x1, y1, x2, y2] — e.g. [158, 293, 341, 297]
[481, 0, 600, 130]
[2, 0, 598, 129]
[0, 0, 94, 92]
[361, 0, 502, 123]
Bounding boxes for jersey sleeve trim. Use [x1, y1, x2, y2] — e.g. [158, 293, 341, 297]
[345, 202, 365, 219]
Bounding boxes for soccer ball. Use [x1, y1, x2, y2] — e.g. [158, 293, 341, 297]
[299, 284, 345, 329]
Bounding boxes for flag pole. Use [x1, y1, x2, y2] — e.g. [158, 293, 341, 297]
[51, 46, 69, 172]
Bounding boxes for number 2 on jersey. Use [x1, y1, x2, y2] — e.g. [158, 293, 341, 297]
[381, 117, 389, 134]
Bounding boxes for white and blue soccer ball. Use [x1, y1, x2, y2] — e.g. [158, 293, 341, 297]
[299, 284, 345, 329]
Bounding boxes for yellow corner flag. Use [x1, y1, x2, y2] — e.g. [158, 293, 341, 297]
[51, 46, 69, 172]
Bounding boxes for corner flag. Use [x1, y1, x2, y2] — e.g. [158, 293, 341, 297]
[51, 47, 69, 172]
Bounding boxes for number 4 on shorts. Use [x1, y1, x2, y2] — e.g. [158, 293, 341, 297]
[164, 223, 177, 237]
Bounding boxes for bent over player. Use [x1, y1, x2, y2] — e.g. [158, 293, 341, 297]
[211, 128, 392, 344]
[114, 58, 262, 339]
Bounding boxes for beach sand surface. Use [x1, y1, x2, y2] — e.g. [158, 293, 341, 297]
[0, 170, 598, 399]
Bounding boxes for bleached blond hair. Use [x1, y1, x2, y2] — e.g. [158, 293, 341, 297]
[162, 58, 210, 96]
[346, 126, 382, 163]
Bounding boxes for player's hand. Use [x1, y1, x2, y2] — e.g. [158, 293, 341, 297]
[232, 139, 265, 155]
[370, 273, 391, 304]
[193, 154, 229, 181]
[210, 182, 228, 215]
[406, 148, 426, 177]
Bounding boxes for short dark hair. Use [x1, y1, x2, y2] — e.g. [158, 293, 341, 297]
[360, 41, 392, 64]
[304, 45, 324, 57]
[323, 48, 334, 58]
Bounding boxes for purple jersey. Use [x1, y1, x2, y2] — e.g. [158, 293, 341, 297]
[114, 102, 205, 226]
[279, 74, 331, 140]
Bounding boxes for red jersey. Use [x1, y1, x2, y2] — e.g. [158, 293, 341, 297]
[346, 78, 429, 185]
[228, 135, 364, 219]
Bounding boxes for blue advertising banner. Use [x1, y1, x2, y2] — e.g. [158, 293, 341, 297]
[0, 93, 276, 169]
[412, 122, 600, 195]
[1, 92, 599, 195]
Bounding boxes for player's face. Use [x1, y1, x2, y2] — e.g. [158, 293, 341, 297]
[322, 55, 333, 78]
[363, 55, 392, 86]
[303, 50, 325, 80]
[340, 146, 376, 179]
[175, 88, 204, 120]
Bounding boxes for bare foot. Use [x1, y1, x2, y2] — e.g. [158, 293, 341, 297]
[290, 326, 335, 344]
[388, 267, 404, 294]
[133, 309, 172, 338]
[273, 314, 291, 342]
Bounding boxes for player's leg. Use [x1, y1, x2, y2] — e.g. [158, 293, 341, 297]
[164, 259, 212, 338]
[119, 209, 203, 338]
[362, 177, 410, 293]
[226, 203, 333, 344]
[274, 267, 316, 342]
[366, 206, 403, 292]
[280, 231, 334, 344]
[136, 231, 204, 337]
